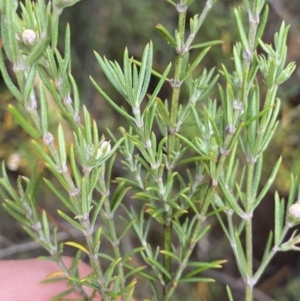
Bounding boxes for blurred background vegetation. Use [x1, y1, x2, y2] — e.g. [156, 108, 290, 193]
[1, 0, 300, 300]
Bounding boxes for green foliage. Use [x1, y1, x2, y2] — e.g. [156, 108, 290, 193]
[0, 0, 299, 301]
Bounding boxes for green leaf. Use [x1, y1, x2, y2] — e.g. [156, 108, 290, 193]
[266, 59, 277, 88]
[160, 250, 180, 262]
[185, 260, 225, 278]
[194, 224, 211, 242]
[156, 24, 177, 47]
[255, 156, 281, 208]
[255, 5, 269, 48]
[3, 199, 26, 215]
[233, 231, 247, 279]
[39, 83, 49, 135]
[91, 194, 106, 227]
[203, 106, 222, 146]
[98, 252, 114, 262]
[54, 48, 70, 98]
[181, 47, 210, 83]
[287, 175, 298, 209]
[83, 106, 92, 145]
[123, 49, 135, 105]
[117, 218, 136, 242]
[121, 280, 137, 301]
[2, 0, 18, 61]
[136, 42, 153, 104]
[90, 76, 134, 121]
[44, 47, 58, 78]
[69, 74, 80, 117]
[219, 180, 245, 217]
[180, 277, 214, 282]
[57, 210, 84, 232]
[166, 0, 176, 5]
[233, 44, 243, 81]
[132, 59, 170, 80]
[69, 144, 81, 189]
[274, 193, 283, 246]
[0, 164, 20, 200]
[41, 210, 50, 240]
[178, 155, 214, 164]
[8, 105, 40, 139]
[44, 178, 74, 212]
[146, 257, 172, 280]
[57, 124, 67, 167]
[234, 8, 249, 52]
[93, 51, 126, 98]
[180, 193, 200, 215]
[206, 206, 227, 217]
[0, 49, 22, 101]
[104, 290, 120, 299]
[190, 40, 223, 50]
[80, 177, 89, 215]
[64, 24, 71, 71]
[156, 97, 171, 127]
[104, 257, 122, 280]
[111, 186, 131, 213]
[3, 202, 31, 227]
[226, 285, 235, 301]
[23, 64, 37, 104]
[262, 231, 273, 262]
[123, 265, 146, 280]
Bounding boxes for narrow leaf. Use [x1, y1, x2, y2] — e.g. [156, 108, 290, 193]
[64, 241, 89, 255]
[8, 105, 40, 139]
[156, 24, 177, 47]
[181, 47, 210, 82]
[57, 210, 84, 232]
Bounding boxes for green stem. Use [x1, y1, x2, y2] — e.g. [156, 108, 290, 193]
[162, 153, 228, 301]
[167, 1, 186, 157]
[184, 0, 216, 51]
[227, 213, 243, 271]
[243, 5, 261, 300]
[85, 231, 110, 301]
[56, 256, 90, 301]
[29, 207, 90, 300]
[98, 168, 125, 291]
[253, 225, 290, 284]
[168, 54, 183, 157]
[245, 219, 253, 301]
[103, 197, 125, 289]
[161, 223, 198, 301]
[245, 161, 255, 301]
[163, 1, 187, 291]
[200, 139, 231, 216]
[163, 218, 172, 292]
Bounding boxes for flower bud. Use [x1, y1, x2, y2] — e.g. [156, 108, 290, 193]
[7, 152, 21, 171]
[287, 203, 300, 224]
[96, 141, 111, 160]
[22, 29, 37, 46]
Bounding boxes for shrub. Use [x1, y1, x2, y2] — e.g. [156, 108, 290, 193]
[0, 0, 298, 300]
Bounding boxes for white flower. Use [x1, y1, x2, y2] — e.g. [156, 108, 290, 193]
[96, 141, 111, 160]
[288, 203, 300, 220]
[7, 153, 21, 171]
[22, 29, 37, 45]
